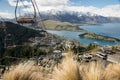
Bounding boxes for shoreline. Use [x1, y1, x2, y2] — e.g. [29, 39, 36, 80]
[47, 29, 120, 46]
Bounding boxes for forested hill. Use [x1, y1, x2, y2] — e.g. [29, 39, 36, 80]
[0, 22, 44, 53]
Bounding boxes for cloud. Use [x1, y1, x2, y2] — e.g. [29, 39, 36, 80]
[7, 0, 120, 17]
[64, 4, 120, 17]
[8, 0, 70, 7]
[8, 0, 32, 6]
[0, 11, 14, 18]
[100, 5, 120, 17]
[35, 0, 70, 6]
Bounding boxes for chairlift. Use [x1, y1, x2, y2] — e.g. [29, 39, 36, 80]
[15, 0, 37, 26]
[15, 0, 45, 30]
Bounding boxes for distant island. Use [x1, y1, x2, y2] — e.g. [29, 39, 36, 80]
[79, 32, 120, 42]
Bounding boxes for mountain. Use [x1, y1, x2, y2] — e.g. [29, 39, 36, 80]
[0, 18, 15, 22]
[40, 10, 120, 24]
[1, 10, 120, 24]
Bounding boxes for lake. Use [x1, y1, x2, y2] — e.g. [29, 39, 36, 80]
[47, 23, 120, 46]
[80, 23, 120, 39]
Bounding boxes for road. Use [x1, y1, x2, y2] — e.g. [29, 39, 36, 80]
[107, 55, 120, 64]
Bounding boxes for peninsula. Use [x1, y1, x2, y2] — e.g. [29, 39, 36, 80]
[79, 32, 120, 42]
[43, 20, 85, 32]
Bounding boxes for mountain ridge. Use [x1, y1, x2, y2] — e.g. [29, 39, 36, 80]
[1, 10, 120, 24]
[40, 10, 120, 23]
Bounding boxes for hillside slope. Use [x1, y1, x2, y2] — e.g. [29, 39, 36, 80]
[0, 22, 44, 53]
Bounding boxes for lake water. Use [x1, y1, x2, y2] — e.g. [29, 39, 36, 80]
[80, 23, 120, 39]
[47, 23, 120, 46]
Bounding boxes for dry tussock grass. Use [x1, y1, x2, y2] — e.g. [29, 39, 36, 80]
[2, 51, 120, 80]
[105, 63, 120, 80]
[52, 57, 82, 80]
[3, 61, 46, 80]
[80, 62, 104, 80]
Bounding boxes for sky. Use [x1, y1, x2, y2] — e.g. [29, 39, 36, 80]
[0, 0, 120, 18]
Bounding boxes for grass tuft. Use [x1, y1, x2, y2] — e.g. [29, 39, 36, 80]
[52, 57, 82, 80]
[80, 62, 104, 80]
[3, 61, 46, 80]
[105, 63, 120, 80]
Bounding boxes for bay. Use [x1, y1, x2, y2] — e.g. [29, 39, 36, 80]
[47, 23, 120, 46]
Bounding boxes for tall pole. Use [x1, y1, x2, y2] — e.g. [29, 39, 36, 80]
[31, 0, 37, 26]
[15, 0, 19, 22]
[33, 0, 46, 30]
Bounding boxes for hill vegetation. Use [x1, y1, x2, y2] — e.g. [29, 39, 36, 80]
[0, 22, 45, 53]
[0, 22, 47, 66]
[43, 20, 84, 31]
[0, 46, 48, 66]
